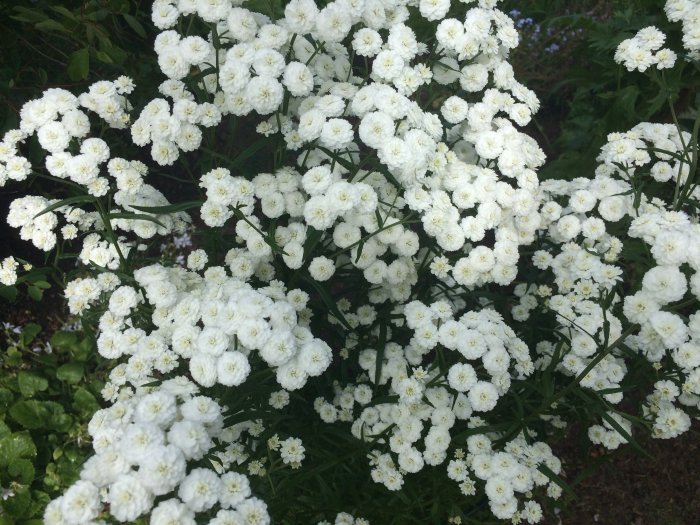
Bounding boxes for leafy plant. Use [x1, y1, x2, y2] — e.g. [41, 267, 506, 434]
[0, 322, 105, 524]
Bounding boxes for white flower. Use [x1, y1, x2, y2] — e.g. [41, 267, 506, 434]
[641, 265, 687, 304]
[280, 437, 306, 466]
[190, 353, 218, 387]
[60, 480, 100, 524]
[284, 0, 318, 34]
[283, 62, 314, 97]
[447, 363, 478, 392]
[353, 28, 383, 56]
[108, 474, 153, 522]
[315, 4, 352, 43]
[358, 111, 395, 148]
[178, 468, 221, 512]
[245, 77, 283, 115]
[151, 499, 196, 525]
[217, 351, 252, 386]
[419, 0, 450, 21]
[308, 256, 335, 281]
[468, 381, 499, 412]
[236, 497, 270, 525]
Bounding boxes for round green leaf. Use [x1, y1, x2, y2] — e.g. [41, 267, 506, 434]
[8, 458, 34, 484]
[17, 372, 48, 398]
[73, 387, 99, 418]
[9, 400, 50, 429]
[56, 362, 84, 384]
[0, 432, 36, 466]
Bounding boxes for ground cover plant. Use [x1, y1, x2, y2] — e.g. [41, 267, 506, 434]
[0, 0, 699, 524]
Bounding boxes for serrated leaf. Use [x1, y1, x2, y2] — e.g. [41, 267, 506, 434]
[17, 372, 48, 398]
[0, 389, 13, 414]
[2, 486, 31, 518]
[50, 331, 78, 350]
[9, 400, 50, 429]
[0, 433, 37, 465]
[56, 362, 84, 384]
[67, 48, 90, 81]
[8, 458, 34, 484]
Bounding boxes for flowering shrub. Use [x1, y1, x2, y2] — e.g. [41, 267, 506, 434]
[1, 0, 699, 523]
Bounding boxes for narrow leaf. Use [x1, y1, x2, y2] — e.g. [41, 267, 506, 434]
[122, 13, 147, 38]
[129, 201, 202, 214]
[34, 195, 96, 219]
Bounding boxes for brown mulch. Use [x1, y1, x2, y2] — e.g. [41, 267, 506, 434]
[545, 420, 700, 525]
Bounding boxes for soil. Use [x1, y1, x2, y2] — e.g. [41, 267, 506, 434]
[544, 420, 700, 525]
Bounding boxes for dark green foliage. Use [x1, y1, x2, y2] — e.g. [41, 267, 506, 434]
[0, 324, 105, 523]
[0, 0, 156, 135]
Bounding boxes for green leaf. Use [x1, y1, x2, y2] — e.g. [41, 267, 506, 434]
[599, 410, 651, 458]
[8, 458, 35, 484]
[301, 275, 351, 330]
[129, 201, 202, 214]
[34, 19, 71, 34]
[33, 194, 96, 219]
[0, 433, 36, 465]
[122, 13, 147, 38]
[49, 412, 73, 433]
[538, 463, 576, 498]
[32, 280, 51, 290]
[49, 5, 78, 21]
[72, 337, 93, 361]
[17, 372, 48, 398]
[0, 421, 10, 439]
[9, 400, 50, 429]
[73, 387, 100, 418]
[2, 486, 31, 518]
[0, 389, 13, 414]
[11, 6, 48, 23]
[67, 48, 90, 81]
[94, 50, 113, 64]
[229, 138, 272, 168]
[19, 323, 41, 347]
[0, 285, 18, 301]
[108, 211, 166, 228]
[104, 44, 127, 64]
[50, 331, 78, 350]
[56, 362, 84, 384]
[27, 285, 43, 301]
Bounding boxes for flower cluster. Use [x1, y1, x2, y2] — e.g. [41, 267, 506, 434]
[0, 0, 696, 523]
[614, 26, 677, 72]
[44, 386, 268, 524]
[0, 256, 18, 286]
[517, 120, 700, 448]
[665, 0, 700, 56]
